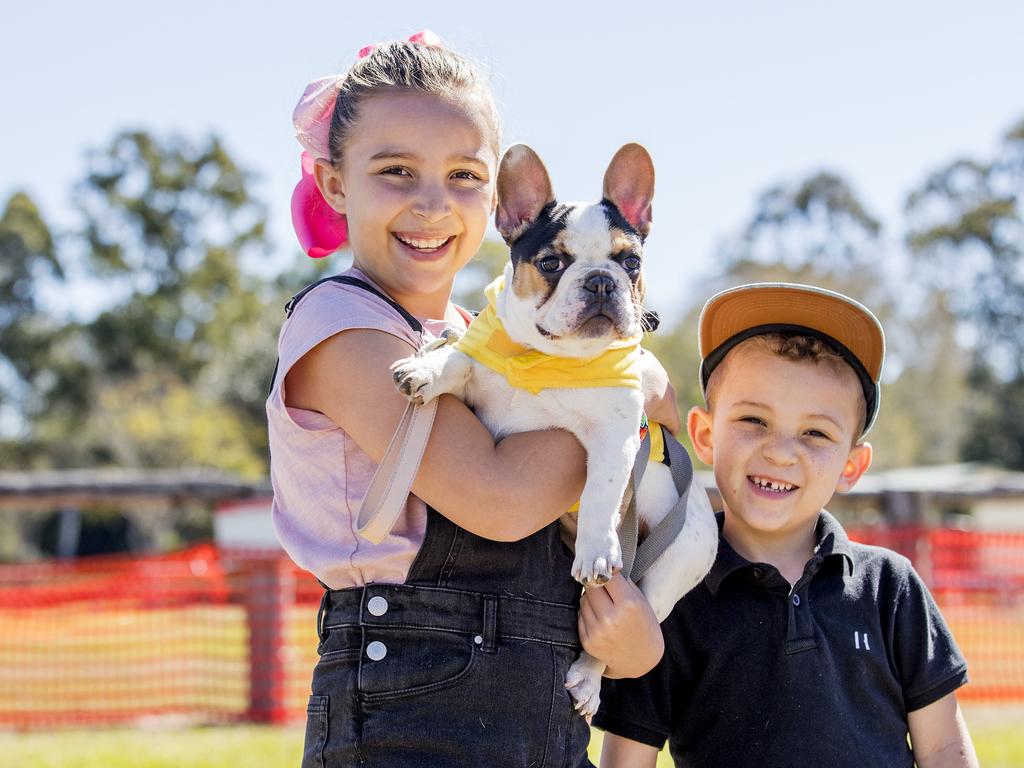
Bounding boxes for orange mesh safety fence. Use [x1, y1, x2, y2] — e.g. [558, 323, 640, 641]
[0, 530, 1021, 730]
[848, 527, 1024, 702]
[0, 544, 321, 730]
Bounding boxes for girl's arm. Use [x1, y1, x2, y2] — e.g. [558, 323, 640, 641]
[599, 733, 660, 768]
[908, 693, 979, 768]
[286, 328, 586, 541]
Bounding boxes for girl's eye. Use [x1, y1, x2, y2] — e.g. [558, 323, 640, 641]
[621, 256, 642, 271]
[538, 256, 564, 273]
[380, 166, 411, 177]
[451, 170, 482, 181]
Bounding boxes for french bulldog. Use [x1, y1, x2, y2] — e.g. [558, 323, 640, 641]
[391, 143, 718, 715]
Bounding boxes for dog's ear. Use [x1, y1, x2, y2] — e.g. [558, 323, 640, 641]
[603, 143, 654, 239]
[496, 144, 555, 244]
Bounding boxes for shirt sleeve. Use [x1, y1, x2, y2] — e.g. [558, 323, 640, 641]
[592, 650, 676, 749]
[892, 559, 969, 712]
[271, 279, 423, 431]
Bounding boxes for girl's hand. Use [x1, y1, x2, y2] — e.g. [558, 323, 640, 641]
[578, 573, 664, 679]
[639, 350, 681, 435]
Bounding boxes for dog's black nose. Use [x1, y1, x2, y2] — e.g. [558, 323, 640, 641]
[584, 273, 616, 296]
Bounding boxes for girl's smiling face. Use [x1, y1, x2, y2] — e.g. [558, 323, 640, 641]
[315, 90, 498, 317]
[689, 343, 872, 547]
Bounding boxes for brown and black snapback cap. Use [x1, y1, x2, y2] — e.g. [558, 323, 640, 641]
[698, 283, 885, 436]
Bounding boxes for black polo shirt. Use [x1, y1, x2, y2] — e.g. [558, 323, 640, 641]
[593, 511, 968, 768]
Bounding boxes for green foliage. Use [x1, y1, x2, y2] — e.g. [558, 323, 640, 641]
[961, 366, 1024, 470]
[3, 132, 280, 474]
[905, 121, 1024, 373]
[0, 192, 62, 401]
[451, 238, 510, 310]
[903, 118, 1024, 467]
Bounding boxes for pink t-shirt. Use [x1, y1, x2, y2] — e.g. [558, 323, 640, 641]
[267, 267, 469, 589]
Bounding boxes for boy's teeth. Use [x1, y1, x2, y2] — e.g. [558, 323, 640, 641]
[752, 476, 795, 492]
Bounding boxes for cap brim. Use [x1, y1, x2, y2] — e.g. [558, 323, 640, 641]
[699, 283, 884, 383]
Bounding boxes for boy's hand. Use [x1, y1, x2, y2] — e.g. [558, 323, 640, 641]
[579, 573, 664, 679]
[639, 350, 681, 435]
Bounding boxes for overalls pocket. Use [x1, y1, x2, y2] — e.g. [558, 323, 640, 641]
[357, 626, 478, 702]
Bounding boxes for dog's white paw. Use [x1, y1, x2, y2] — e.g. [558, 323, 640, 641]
[565, 658, 603, 717]
[571, 532, 621, 587]
[391, 355, 443, 405]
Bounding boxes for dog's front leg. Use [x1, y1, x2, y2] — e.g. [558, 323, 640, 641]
[391, 347, 473, 405]
[570, 425, 639, 587]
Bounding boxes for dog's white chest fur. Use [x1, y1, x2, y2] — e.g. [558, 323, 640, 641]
[464, 362, 643, 445]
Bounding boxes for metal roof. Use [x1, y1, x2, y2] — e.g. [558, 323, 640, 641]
[0, 468, 270, 505]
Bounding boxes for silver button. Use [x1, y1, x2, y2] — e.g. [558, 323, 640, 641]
[367, 596, 389, 616]
[366, 641, 388, 661]
[791, 594, 801, 607]
[473, 635, 483, 645]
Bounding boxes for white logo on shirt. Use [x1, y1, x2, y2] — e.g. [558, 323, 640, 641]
[854, 631, 871, 650]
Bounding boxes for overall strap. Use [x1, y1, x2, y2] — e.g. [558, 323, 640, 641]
[283, 275, 423, 332]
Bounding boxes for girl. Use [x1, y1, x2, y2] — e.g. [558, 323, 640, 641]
[269, 34, 673, 767]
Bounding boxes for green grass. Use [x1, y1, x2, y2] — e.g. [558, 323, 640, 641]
[0, 709, 1019, 768]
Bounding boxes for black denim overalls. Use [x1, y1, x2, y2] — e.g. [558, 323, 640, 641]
[283, 277, 592, 768]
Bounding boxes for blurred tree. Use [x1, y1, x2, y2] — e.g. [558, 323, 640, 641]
[0, 192, 63, 466]
[452, 239, 509, 311]
[905, 117, 1024, 468]
[27, 132, 279, 476]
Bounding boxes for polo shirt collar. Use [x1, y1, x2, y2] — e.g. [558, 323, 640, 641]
[704, 509, 855, 596]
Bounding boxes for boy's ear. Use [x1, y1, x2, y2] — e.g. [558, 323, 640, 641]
[836, 442, 873, 493]
[314, 158, 347, 214]
[687, 406, 714, 466]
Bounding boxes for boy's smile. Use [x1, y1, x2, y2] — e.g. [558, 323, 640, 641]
[689, 343, 872, 568]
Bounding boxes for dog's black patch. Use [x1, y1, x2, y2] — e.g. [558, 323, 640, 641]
[508, 201, 578, 294]
[509, 201, 573, 263]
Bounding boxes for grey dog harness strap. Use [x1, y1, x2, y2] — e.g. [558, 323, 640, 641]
[620, 428, 694, 583]
[618, 431, 650, 579]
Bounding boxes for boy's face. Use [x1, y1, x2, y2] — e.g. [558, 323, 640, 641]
[688, 343, 872, 544]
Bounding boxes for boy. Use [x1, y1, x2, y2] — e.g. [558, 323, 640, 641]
[593, 283, 978, 768]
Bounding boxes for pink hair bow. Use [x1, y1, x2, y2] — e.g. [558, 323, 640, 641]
[291, 30, 443, 258]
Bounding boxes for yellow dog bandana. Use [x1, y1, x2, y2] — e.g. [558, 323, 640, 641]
[453, 275, 645, 394]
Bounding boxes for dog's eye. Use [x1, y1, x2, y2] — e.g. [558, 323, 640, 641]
[537, 256, 564, 274]
[622, 256, 642, 271]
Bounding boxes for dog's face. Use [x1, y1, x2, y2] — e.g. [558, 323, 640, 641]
[494, 144, 655, 358]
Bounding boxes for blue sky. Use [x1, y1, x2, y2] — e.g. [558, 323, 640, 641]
[3, 1, 1023, 319]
